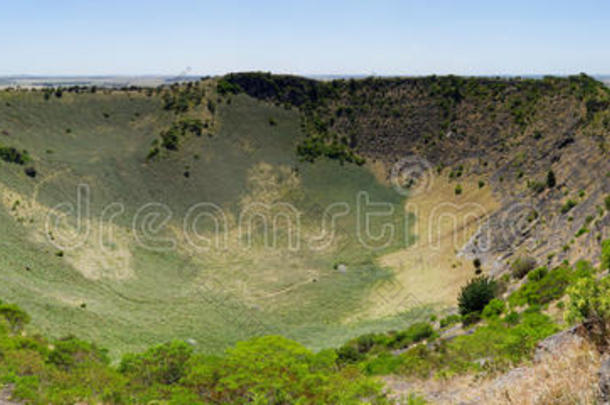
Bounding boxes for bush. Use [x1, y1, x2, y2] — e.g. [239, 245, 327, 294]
[24, 167, 36, 178]
[546, 170, 556, 188]
[439, 314, 461, 328]
[0, 304, 30, 332]
[216, 79, 242, 95]
[602, 239, 610, 270]
[458, 276, 497, 316]
[119, 341, 193, 385]
[454, 184, 463, 195]
[387, 322, 436, 349]
[184, 335, 383, 404]
[565, 275, 610, 348]
[605, 195, 610, 211]
[528, 180, 546, 193]
[0, 146, 31, 165]
[509, 263, 593, 308]
[511, 256, 537, 278]
[482, 298, 505, 318]
[561, 199, 577, 214]
[461, 311, 481, 326]
[47, 336, 109, 371]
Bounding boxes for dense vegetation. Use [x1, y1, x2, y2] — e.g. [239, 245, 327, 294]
[147, 80, 215, 159]
[0, 309, 388, 404]
[2, 240, 608, 403]
[220, 72, 610, 167]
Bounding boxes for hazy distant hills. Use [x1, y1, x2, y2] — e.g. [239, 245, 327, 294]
[2, 74, 609, 89]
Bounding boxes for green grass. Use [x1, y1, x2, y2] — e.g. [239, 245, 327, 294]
[0, 90, 420, 358]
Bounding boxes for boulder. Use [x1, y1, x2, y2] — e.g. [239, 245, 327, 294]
[534, 325, 583, 363]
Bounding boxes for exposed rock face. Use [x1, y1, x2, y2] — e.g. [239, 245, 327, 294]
[534, 325, 584, 363]
[384, 326, 599, 404]
[599, 357, 610, 404]
[0, 385, 19, 405]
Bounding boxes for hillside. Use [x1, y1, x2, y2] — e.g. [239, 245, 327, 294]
[0, 83, 416, 358]
[1, 74, 610, 403]
[1, 74, 610, 356]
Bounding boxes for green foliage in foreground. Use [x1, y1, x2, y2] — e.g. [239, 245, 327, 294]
[358, 255, 610, 381]
[0, 305, 388, 404]
[362, 308, 558, 379]
[335, 322, 437, 365]
[1, 243, 607, 402]
[508, 260, 594, 308]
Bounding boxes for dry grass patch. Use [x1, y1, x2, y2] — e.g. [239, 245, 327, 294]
[384, 337, 600, 404]
[353, 174, 499, 320]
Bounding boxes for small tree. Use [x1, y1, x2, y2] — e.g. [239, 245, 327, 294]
[458, 276, 497, 316]
[546, 170, 556, 188]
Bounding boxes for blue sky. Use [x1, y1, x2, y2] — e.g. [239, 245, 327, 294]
[1, 0, 609, 76]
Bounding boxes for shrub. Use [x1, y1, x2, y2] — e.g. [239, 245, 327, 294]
[0, 304, 30, 332]
[546, 170, 556, 188]
[602, 239, 610, 270]
[454, 184, 463, 195]
[528, 180, 546, 193]
[560, 199, 577, 214]
[439, 314, 461, 328]
[527, 266, 548, 282]
[605, 195, 610, 211]
[24, 167, 36, 178]
[388, 322, 436, 349]
[482, 298, 505, 318]
[575, 227, 589, 237]
[0, 146, 31, 165]
[461, 311, 481, 326]
[119, 341, 193, 385]
[565, 275, 610, 348]
[335, 344, 364, 364]
[184, 335, 383, 404]
[478, 180, 485, 188]
[458, 276, 497, 316]
[216, 79, 242, 95]
[504, 311, 520, 325]
[511, 256, 537, 279]
[509, 263, 593, 308]
[48, 336, 109, 371]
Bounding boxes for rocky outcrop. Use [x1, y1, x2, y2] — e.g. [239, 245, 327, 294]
[599, 357, 610, 404]
[534, 325, 584, 363]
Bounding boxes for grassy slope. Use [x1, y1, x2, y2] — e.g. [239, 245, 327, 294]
[0, 90, 424, 358]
